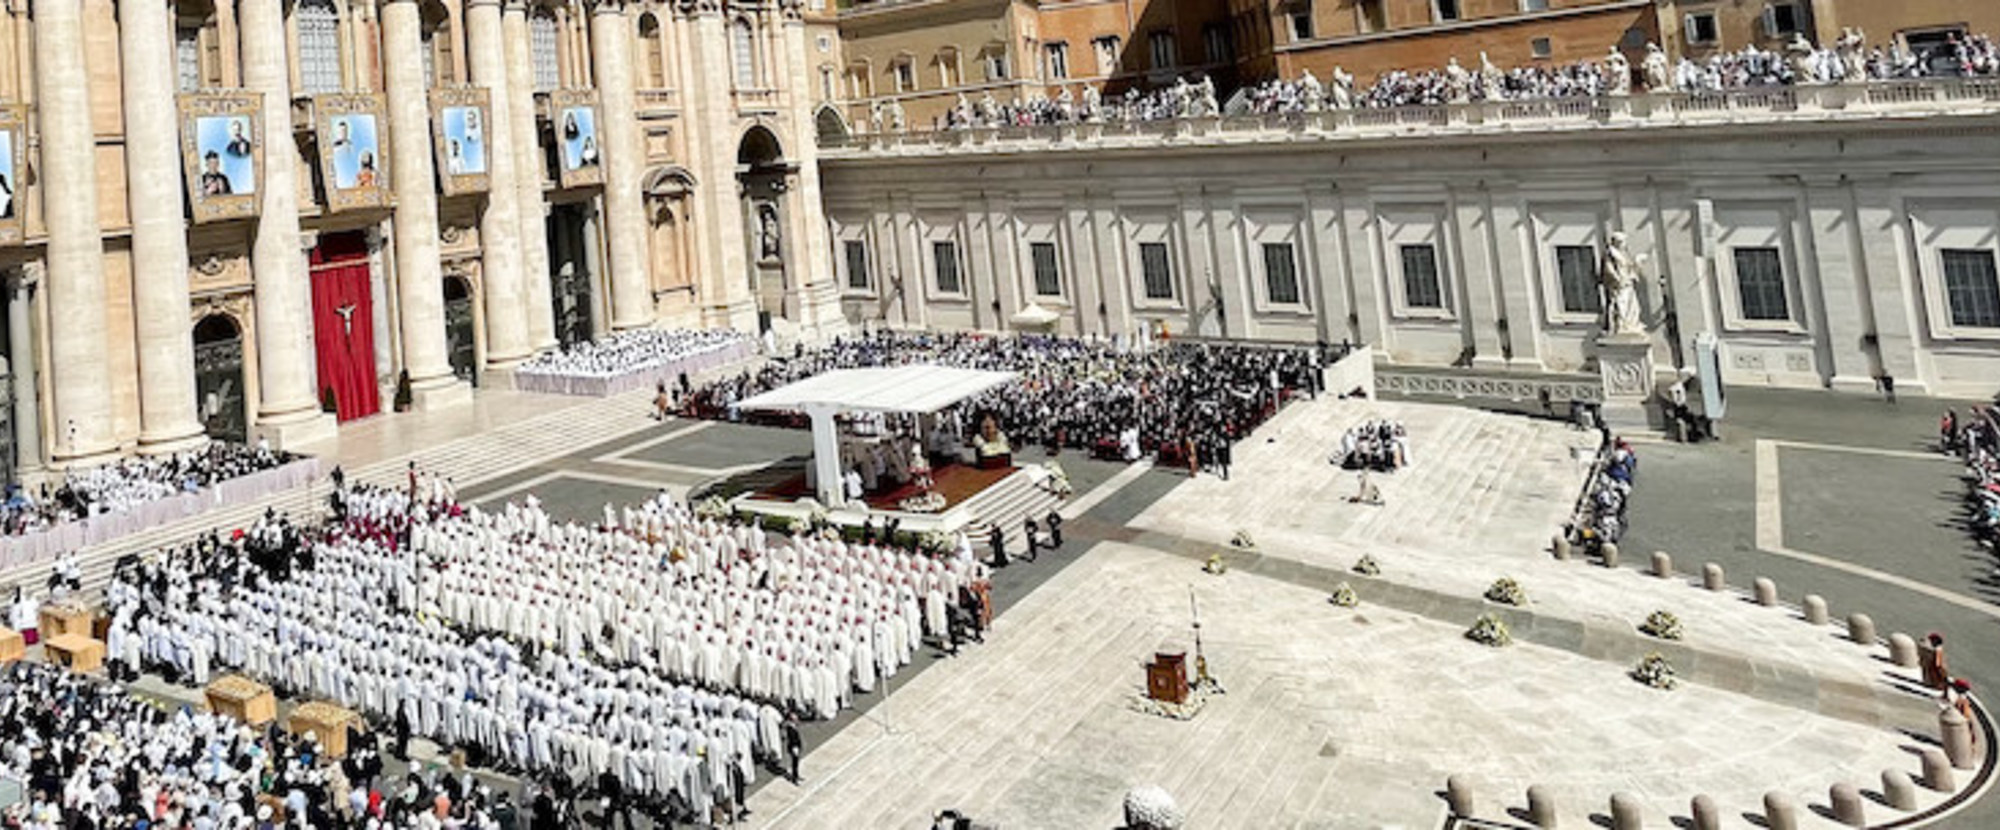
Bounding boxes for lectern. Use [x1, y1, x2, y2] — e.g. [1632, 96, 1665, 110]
[1147, 652, 1189, 705]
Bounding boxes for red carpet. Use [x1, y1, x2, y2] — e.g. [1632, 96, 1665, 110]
[753, 462, 1017, 511]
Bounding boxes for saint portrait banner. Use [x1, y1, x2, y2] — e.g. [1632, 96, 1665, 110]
[177, 92, 264, 224]
[548, 89, 603, 189]
[314, 93, 391, 212]
[0, 107, 25, 246]
[429, 87, 491, 197]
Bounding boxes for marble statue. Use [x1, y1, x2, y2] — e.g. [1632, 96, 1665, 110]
[1300, 70, 1324, 113]
[1787, 33, 1818, 84]
[1444, 58, 1472, 103]
[1328, 66, 1354, 110]
[758, 203, 781, 261]
[1837, 28, 1869, 83]
[1056, 86, 1076, 121]
[1604, 47, 1632, 96]
[1600, 231, 1646, 337]
[1195, 76, 1218, 117]
[1173, 76, 1194, 118]
[886, 99, 906, 132]
[977, 91, 1001, 126]
[1478, 52, 1505, 100]
[868, 101, 885, 133]
[1081, 85, 1102, 122]
[1642, 43, 1672, 93]
[953, 92, 973, 128]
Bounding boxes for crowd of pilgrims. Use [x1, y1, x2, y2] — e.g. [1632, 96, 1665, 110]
[1941, 406, 2000, 558]
[1333, 421, 1410, 472]
[1564, 437, 1638, 557]
[0, 442, 299, 537]
[23, 464, 994, 827]
[1232, 31, 1999, 115]
[681, 331, 1336, 467]
[925, 75, 1221, 131]
[513, 328, 749, 380]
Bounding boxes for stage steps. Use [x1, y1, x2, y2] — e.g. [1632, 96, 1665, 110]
[959, 468, 1064, 552]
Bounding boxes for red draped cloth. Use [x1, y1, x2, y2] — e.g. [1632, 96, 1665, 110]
[309, 233, 380, 421]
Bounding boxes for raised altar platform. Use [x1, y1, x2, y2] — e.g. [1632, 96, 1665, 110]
[729, 461, 1046, 537]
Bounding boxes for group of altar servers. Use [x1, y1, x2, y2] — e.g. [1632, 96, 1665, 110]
[97, 471, 989, 823]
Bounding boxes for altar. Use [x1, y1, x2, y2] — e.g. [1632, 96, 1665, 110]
[728, 364, 1033, 533]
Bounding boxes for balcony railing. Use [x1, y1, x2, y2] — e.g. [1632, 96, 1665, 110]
[734, 88, 780, 112]
[820, 78, 2000, 154]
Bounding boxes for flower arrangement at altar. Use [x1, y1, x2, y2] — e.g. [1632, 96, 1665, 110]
[786, 517, 810, 536]
[1631, 652, 1679, 689]
[918, 528, 954, 554]
[1121, 786, 1185, 830]
[1466, 612, 1513, 647]
[898, 491, 947, 513]
[1203, 553, 1229, 575]
[1639, 610, 1683, 641]
[1352, 554, 1381, 576]
[1484, 577, 1528, 606]
[694, 495, 732, 520]
[1328, 582, 1358, 607]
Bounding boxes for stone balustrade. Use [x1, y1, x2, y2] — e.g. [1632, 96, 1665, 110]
[822, 78, 2000, 156]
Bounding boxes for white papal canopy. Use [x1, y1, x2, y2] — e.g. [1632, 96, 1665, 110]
[736, 365, 1016, 507]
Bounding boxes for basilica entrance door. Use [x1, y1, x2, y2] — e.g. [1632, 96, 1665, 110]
[193, 315, 248, 443]
[444, 277, 478, 386]
[309, 232, 381, 421]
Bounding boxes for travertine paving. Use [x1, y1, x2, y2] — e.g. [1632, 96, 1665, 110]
[746, 542, 1946, 829]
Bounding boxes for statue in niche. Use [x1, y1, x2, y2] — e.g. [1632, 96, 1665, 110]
[758, 203, 781, 261]
[1599, 231, 1648, 338]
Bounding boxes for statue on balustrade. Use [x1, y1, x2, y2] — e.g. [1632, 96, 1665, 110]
[1643, 43, 1673, 94]
[1444, 58, 1472, 103]
[1056, 86, 1076, 122]
[1599, 231, 1648, 338]
[1604, 46, 1633, 96]
[1478, 52, 1506, 100]
[1299, 70, 1324, 113]
[1328, 67, 1354, 110]
[1081, 85, 1102, 122]
[1195, 76, 1218, 117]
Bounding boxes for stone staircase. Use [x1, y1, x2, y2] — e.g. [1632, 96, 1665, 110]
[958, 467, 1064, 551]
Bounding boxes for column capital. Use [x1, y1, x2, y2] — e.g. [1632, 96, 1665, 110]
[500, 0, 528, 11]
[10, 260, 43, 293]
[675, 0, 722, 18]
[466, 0, 504, 8]
[588, 0, 632, 16]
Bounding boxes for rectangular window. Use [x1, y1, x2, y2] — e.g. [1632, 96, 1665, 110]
[1093, 36, 1121, 75]
[893, 61, 915, 92]
[1764, 3, 1801, 37]
[1942, 249, 2000, 328]
[932, 241, 963, 294]
[1148, 31, 1176, 70]
[1435, 0, 1461, 22]
[1684, 12, 1719, 45]
[1521, 0, 1549, 10]
[531, 13, 561, 91]
[844, 240, 870, 290]
[176, 26, 203, 93]
[1030, 242, 1062, 296]
[1733, 247, 1790, 321]
[1290, 11, 1313, 42]
[1400, 244, 1444, 309]
[1263, 243, 1302, 305]
[985, 51, 1008, 81]
[1045, 43, 1069, 79]
[1140, 242, 1175, 300]
[1203, 24, 1234, 65]
[1555, 245, 1601, 314]
[1531, 37, 1554, 58]
[297, 0, 345, 95]
[1359, 0, 1387, 33]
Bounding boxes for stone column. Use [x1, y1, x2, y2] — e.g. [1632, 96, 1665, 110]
[465, 0, 530, 370]
[33, 0, 118, 465]
[381, 0, 469, 408]
[581, 202, 606, 338]
[779, 7, 842, 337]
[240, 0, 335, 446]
[503, 0, 556, 349]
[590, 0, 654, 330]
[8, 269, 44, 474]
[121, 0, 205, 453]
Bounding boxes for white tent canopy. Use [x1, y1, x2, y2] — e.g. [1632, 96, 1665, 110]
[735, 365, 1016, 415]
[734, 364, 1017, 508]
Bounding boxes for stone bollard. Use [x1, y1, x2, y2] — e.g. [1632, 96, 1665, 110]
[1803, 594, 1828, 625]
[1882, 769, 1918, 810]
[1650, 551, 1673, 579]
[1848, 613, 1876, 645]
[1702, 563, 1724, 591]
[1553, 535, 1571, 561]
[1942, 708, 1976, 769]
[1762, 791, 1799, 830]
[1829, 782, 1865, 827]
[1689, 795, 1721, 830]
[1446, 775, 1474, 816]
[1889, 632, 1919, 668]
[1609, 792, 1643, 829]
[1526, 785, 1557, 828]
[1755, 577, 1777, 606]
[1601, 542, 1620, 569]
[1920, 746, 1956, 792]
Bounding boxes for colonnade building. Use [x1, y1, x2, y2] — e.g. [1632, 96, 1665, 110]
[0, 0, 841, 480]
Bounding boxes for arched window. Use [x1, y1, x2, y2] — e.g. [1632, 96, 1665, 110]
[530, 8, 560, 91]
[637, 13, 666, 88]
[296, 0, 342, 95]
[421, 2, 455, 86]
[731, 18, 758, 88]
